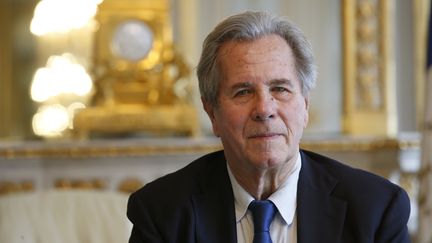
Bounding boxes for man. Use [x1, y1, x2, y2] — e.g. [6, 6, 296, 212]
[127, 11, 411, 243]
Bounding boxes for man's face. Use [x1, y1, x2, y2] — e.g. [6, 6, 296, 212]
[204, 34, 309, 172]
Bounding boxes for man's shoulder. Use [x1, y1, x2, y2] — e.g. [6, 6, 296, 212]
[156, 149, 226, 184]
[300, 149, 404, 196]
[301, 149, 387, 179]
[130, 150, 226, 200]
[299, 150, 410, 241]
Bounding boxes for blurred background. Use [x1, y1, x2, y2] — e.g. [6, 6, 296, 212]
[0, 0, 431, 242]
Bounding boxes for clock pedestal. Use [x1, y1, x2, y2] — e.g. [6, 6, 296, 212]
[73, 0, 199, 138]
[74, 104, 199, 138]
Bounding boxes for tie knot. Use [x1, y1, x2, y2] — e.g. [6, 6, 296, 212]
[249, 200, 277, 233]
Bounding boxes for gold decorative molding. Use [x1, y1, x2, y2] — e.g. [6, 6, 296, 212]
[342, 0, 397, 135]
[301, 135, 420, 152]
[414, 0, 430, 129]
[0, 136, 419, 159]
[0, 180, 34, 195]
[0, 138, 223, 159]
[55, 178, 107, 190]
[117, 177, 144, 193]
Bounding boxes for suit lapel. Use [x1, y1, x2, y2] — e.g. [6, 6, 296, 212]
[191, 152, 237, 243]
[297, 151, 347, 243]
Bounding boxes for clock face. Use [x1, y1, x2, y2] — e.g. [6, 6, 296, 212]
[110, 20, 154, 62]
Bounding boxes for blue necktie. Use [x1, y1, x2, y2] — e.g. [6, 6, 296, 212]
[249, 200, 277, 243]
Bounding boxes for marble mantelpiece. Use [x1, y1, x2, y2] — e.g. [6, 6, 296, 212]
[0, 134, 420, 194]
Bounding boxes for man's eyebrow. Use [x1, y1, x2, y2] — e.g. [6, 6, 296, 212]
[229, 79, 294, 90]
[230, 82, 253, 90]
[269, 79, 294, 88]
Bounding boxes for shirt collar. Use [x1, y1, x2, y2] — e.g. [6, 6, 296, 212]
[227, 152, 302, 225]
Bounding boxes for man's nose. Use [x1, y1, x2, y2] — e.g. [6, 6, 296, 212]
[251, 93, 277, 121]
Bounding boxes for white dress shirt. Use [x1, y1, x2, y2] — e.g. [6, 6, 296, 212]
[227, 152, 302, 243]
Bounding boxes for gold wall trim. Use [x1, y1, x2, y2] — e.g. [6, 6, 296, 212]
[0, 139, 222, 159]
[414, 0, 430, 129]
[0, 136, 419, 159]
[301, 136, 420, 152]
[342, 0, 397, 136]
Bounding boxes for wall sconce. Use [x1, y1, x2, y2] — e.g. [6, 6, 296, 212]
[29, 0, 104, 138]
[30, 54, 93, 137]
[30, 0, 103, 36]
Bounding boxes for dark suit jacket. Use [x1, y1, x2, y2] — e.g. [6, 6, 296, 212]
[127, 150, 411, 243]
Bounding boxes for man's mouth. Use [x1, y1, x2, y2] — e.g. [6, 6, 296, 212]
[248, 133, 282, 139]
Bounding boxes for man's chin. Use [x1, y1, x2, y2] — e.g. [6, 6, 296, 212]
[246, 153, 286, 169]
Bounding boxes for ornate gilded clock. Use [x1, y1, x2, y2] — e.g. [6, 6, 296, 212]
[73, 0, 199, 137]
[110, 20, 153, 62]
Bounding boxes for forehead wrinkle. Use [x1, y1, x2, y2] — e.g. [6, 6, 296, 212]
[219, 39, 288, 66]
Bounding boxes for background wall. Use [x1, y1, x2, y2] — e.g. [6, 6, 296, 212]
[173, 0, 343, 135]
[394, 0, 416, 131]
[0, 0, 419, 140]
[173, 0, 417, 136]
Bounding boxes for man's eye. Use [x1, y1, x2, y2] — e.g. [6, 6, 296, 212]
[272, 87, 289, 92]
[234, 89, 251, 97]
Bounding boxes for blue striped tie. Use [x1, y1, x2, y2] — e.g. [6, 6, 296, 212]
[249, 200, 277, 243]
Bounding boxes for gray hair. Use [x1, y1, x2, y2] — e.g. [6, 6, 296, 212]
[196, 11, 317, 107]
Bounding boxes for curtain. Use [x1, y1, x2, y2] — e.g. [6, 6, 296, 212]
[417, 2, 432, 242]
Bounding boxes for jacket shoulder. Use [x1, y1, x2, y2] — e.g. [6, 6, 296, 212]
[132, 150, 225, 198]
[301, 149, 398, 189]
[301, 149, 410, 211]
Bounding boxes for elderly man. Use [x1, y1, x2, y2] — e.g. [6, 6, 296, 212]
[127, 11, 410, 243]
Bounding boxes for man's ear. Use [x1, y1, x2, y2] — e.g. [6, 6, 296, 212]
[304, 96, 309, 110]
[201, 97, 220, 137]
[202, 97, 215, 121]
[303, 96, 309, 128]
